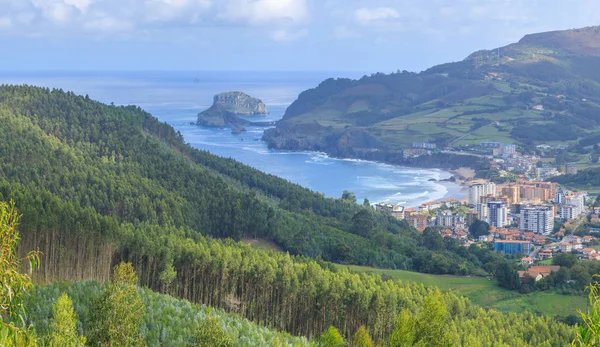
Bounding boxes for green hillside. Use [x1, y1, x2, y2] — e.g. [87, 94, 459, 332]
[339, 264, 588, 318]
[264, 26, 600, 169]
[0, 86, 581, 345]
[26, 282, 309, 347]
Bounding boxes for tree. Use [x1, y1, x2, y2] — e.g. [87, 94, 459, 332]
[422, 227, 443, 251]
[469, 220, 490, 239]
[389, 291, 453, 347]
[574, 281, 600, 346]
[88, 262, 145, 347]
[341, 190, 357, 202]
[46, 294, 86, 347]
[351, 325, 374, 347]
[0, 201, 40, 347]
[351, 209, 375, 238]
[317, 326, 345, 347]
[554, 253, 578, 268]
[190, 315, 234, 347]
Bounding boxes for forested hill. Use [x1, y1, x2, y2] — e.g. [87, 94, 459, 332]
[0, 86, 578, 345]
[264, 26, 600, 164]
[0, 84, 501, 281]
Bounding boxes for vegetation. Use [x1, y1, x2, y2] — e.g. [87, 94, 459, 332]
[87, 263, 145, 347]
[0, 84, 504, 278]
[46, 294, 85, 347]
[0, 201, 39, 346]
[0, 85, 585, 345]
[264, 26, 600, 172]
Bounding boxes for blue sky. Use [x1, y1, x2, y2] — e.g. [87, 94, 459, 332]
[1, 0, 599, 72]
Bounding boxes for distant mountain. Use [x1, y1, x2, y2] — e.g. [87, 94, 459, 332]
[264, 26, 600, 167]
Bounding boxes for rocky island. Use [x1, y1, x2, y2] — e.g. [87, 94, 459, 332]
[197, 92, 269, 134]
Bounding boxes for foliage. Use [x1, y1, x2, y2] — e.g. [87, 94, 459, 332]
[574, 281, 600, 346]
[46, 294, 85, 347]
[316, 326, 345, 347]
[190, 315, 235, 347]
[0, 85, 501, 276]
[0, 201, 39, 347]
[388, 290, 453, 347]
[350, 326, 374, 347]
[469, 220, 491, 239]
[87, 263, 145, 347]
[26, 282, 310, 347]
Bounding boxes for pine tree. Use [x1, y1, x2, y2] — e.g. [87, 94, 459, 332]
[46, 293, 85, 347]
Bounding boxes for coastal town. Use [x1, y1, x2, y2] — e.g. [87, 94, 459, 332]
[376, 141, 600, 283]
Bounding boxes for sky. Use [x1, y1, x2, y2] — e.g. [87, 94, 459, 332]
[1, 0, 599, 72]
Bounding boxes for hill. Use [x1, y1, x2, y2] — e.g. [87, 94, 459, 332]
[0, 86, 580, 345]
[263, 26, 600, 169]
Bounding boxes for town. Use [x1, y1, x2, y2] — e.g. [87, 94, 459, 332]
[374, 170, 599, 284]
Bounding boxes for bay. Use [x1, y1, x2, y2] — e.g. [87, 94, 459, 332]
[0, 70, 466, 207]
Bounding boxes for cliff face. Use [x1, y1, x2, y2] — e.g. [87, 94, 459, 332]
[213, 91, 268, 115]
[197, 92, 268, 133]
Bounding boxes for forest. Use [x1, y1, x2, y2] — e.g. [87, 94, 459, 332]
[0, 84, 506, 278]
[0, 85, 585, 345]
[1, 200, 580, 346]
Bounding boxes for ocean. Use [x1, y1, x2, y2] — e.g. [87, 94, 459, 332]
[0, 70, 466, 207]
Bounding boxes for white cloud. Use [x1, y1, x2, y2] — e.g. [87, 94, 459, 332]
[270, 28, 307, 42]
[0, 0, 307, 42]
[355, 7, 399, 27]
[222, 0, 308, 25]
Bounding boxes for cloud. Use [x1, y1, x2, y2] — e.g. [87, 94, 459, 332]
[221, 0, 308, 25]
[0, 0, 306, 41]
[355, 7, 399, 27]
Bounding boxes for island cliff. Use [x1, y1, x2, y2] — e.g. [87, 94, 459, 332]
[197, 92, 269, 133]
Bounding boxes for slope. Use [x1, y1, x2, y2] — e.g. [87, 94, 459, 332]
[263, 26, 600, 169]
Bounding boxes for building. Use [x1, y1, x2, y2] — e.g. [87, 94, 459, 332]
[565, 164, 578, 175]
[494, 240, 533, 255]
[406, 214, 428, 231]
[536, 166, 559, 179]
[562, 193, 585, 217]
[487, 201, 508, 228]
[519, 206, 554, 235]
[469, 182, 497, 205]
[538, 249, 553, 260]
[466, 211, 479, 227]
[501, 144, 517, 157]
[502, 186, 520, 205]
[520, 206, 554, 235]
[559, 204, 579, 221]
[560, 242, 572, 253]
[412, 142, 437, 150]
[391, 205, 405, 220]
[521, 257, 534, 266]
[436, 210, 465, 228]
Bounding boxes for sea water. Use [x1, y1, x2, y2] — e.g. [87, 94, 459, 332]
[0, 71, 465, 207]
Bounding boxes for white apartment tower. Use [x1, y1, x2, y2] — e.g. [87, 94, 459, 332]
[469, 182, 497, 205]
[519, 206, 554, 235]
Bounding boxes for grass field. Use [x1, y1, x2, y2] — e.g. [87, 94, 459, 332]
[337, 264, 588, 318]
